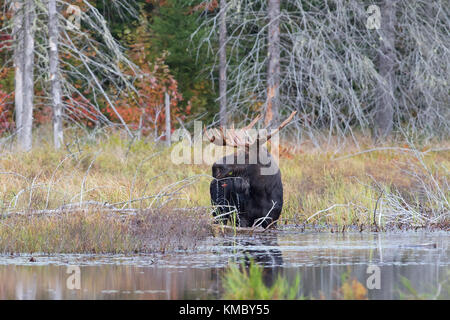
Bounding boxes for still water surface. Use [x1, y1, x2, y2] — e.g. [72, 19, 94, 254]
[0, 230, 448, 299]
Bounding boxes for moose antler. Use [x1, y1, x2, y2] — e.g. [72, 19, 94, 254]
[205, 111, 297, 148]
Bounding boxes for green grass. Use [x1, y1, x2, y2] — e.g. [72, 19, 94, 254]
[221, 261, 371, 300]
[222, 262, 450, 300]
[398, 273, 450, 300]
[222, 261, 302, 300]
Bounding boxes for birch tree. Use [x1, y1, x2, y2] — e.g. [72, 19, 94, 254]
[12, 0, 23, 134]
[48, 0, 63, 148]
[3, 0, 141, 148]
[17, 0, 35, 151]
[165, 91, 171, 146]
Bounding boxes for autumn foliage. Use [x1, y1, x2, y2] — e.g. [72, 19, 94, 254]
[111, 9, 183, 136]
[112, 52, 183, 135]
[0, 1, 213, 136]
[0, 84, 12, 134]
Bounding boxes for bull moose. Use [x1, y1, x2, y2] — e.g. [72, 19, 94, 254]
[206, 112, 296, 229]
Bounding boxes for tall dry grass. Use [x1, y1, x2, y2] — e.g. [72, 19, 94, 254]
[0, 127, 448, 253]
[0, 208, 212, 254]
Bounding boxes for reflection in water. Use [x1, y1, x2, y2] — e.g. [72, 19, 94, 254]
[0, 264, 221, 300]
[221, 236, 284, 288]
[0, 231, 448, 299]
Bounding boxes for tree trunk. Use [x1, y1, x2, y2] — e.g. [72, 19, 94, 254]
[13, 0, 24, 133]
[165, 92, 171, 147]
[375, 0, 397, 140]
[18, 0, 35, 151]
[48, 0, 64, 149]
[265, 0, 280, 128]
[137, 109, 143, 140]
[219, 0, 228, 126]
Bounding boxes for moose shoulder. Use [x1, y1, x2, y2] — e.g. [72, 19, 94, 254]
[207, 111, 296, 229]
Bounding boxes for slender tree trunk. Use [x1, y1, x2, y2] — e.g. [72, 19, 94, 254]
[13, 0, 24, 133]
[137, 109, 143, 140]
[265, 0, 280, 128]
[165, 92, 171, 147]
[48, 0, 64, 149]
[18, 0, 35, 151]
[375, 0, 397, 140]
[219, 0, 227, 126]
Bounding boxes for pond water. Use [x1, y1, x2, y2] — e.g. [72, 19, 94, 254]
[0, 230, 448, 300]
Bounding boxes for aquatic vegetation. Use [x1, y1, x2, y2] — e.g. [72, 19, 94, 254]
[398, 273, 450, 300]
[333, 269, 368, 300]
[222, 261, 302, 300]
[222, 262, 368, 300]
[222, 261, 450, 300]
